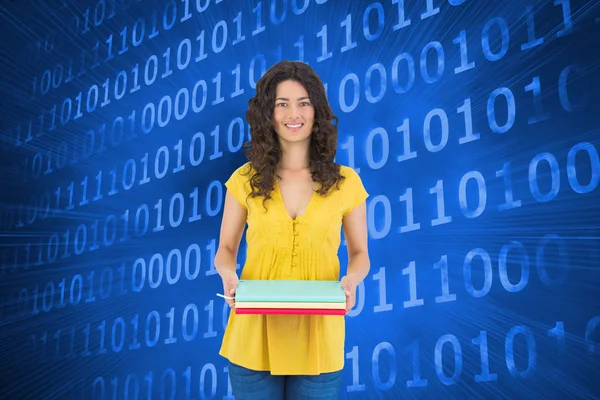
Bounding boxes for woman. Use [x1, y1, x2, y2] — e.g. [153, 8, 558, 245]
[214, 60, 370, 399]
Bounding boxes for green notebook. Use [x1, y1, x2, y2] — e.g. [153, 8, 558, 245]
[235, 280, 346, 303]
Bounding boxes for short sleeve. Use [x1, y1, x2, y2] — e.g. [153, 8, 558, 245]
[225, 163, 252, 210]
[341, 166, 369, 216]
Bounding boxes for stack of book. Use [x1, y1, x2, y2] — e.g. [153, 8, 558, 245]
[233, 279, 347, 315]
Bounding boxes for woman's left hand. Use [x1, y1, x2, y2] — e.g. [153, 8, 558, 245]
[340, 274, 360, 312]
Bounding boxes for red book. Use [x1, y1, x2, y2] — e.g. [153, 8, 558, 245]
[235, 307, 346, 315]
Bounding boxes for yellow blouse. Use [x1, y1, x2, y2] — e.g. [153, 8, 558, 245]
[219, 162, 369, 375]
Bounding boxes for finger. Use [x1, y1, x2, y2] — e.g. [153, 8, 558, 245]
[346, 294, 355, 311]
[228, 280, 238, 295]
[340, 280, 353, 295]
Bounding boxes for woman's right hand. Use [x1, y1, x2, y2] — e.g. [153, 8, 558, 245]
[220, 269, 239, 307]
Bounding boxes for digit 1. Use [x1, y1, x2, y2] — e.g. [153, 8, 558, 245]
[205, 239, 217, 276]
[35, 239, 44, 266]
[153, 199, 164, 232]
[53, 329, 61, 359]
[161, 47, 173, 78]
[97, 320, 107, 354]
[183, 366, 192, 399]
[61, 230, 71, 259]
[433, 255, 456, 303]
[31, 285, 40, 314]
[524, 76, 550, 124]
[66, 181, 75, 210]
[457, 98, 480, 144]
[15, 203, 24, 229]
[172, 139, 185, 173]
[120, 210, 130, 242]
[345, 346, 366, 392]
[93, 170, 104, 201]
[391, 0, 411, 30]
[252, 2, 266, 36]
[495, 162, 522, 211]
[180, 0, 192, 22]
[339, 14, 357, 52]
[85, 270, 96, 302]
[429, 180, 451, 226]
[58, 278, 67, 307]
[406, 340, 428, 387]
[39, 331, 48, 359]
[204, 300, 217, 338]
[31, 75, 38, 101]
[585, 317, 600, 353]
[188, 187, 202, 223]
[108, 168, 117, 196]
[402, 261, 424, 308]
[294, 35, 307, 63]
[139, 153, 150, 185]
[452, 30, 475, 74]
[398, 187, 420, 233]
[547, 321, 565, 354]
[129, 314, 141, 350]
[472, 330, 498, 382]
[521, 5, 543, 51]
[110, 377, 118, 399]
[193, 31, 208, 63]
[88, 220, 99, 251]
[339, 135, 359, 173]
[232, 11, 245, 45]
[555, 0, 572, 37]
[316, 24, 332, 62]
[231, 64, 244, 98]
[212, 72, 224, 105]
[81, 323, 92, 356]
[396, 118, 416, 162]
[66, 326, 76, 358]
[164, 307, 177, 344]
[144, 371, 154, 398]
[117, 263, 127, 295]
[24, 242, 31, 268]
[372, 267, 393, 312]
[210, 125, 222, 160]
[420, 0, 439, 19]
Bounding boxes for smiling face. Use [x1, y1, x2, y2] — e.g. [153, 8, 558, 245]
[272, 79, 315, 145]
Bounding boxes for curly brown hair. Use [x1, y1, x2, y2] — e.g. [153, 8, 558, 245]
[242, 60, 345, 209]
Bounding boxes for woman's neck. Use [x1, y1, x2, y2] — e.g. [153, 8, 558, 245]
[278, 141, 310, 171]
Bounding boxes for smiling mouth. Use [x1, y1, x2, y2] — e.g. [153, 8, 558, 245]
[285, 123, 303, 130]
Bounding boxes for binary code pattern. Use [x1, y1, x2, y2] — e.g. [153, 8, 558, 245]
[0, 0, 599, 399]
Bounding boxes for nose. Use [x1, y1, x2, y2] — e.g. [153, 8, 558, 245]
[287, 104, 302, 119]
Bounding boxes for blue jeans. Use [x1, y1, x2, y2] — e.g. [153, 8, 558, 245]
[228, 362, 343, 400]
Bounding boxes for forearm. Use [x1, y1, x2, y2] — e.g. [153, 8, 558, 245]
[214, 247, 238, 275]
[346, 251, 370, 284]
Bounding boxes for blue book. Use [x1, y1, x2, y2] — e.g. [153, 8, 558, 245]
[234, 279, 346, 303]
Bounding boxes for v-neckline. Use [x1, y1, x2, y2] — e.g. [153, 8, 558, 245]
[275, 178, 317, 222]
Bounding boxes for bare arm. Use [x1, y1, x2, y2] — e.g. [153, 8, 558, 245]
[215, 190, 247, 278]
[343, 201, 370, 284]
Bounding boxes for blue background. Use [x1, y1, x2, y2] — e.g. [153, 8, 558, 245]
[1, 0, 599, 399]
